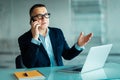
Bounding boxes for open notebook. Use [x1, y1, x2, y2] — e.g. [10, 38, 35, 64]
[58, 44, 112, 73]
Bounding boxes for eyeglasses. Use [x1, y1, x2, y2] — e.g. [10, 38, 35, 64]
[31, 13, 50, 21]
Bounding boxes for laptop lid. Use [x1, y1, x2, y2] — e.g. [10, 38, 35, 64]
[81, 44, 112, 73]
[57, 44, 112, 73]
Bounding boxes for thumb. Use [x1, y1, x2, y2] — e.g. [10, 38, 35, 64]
[79, 32, 84, 38]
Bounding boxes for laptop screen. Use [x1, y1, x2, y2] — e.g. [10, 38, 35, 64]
[81, 44, 112, 73]
[57, 44, 112, 73]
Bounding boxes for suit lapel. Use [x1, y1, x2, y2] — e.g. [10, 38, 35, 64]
[49, 28, 57, 58]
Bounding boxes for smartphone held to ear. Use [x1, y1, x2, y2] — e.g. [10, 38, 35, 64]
[30, 18, 36, 22]
[30, 18, 41, 27]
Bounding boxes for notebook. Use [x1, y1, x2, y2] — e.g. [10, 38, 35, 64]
[58, 44, 112, 73]
[14, 70, 45, 80]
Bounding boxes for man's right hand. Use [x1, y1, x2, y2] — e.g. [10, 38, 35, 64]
[31, 21, 41, 40]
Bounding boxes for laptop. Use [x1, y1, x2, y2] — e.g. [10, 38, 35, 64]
[58, 44, 112, 73]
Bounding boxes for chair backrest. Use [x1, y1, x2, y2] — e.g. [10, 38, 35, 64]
[15, 55, 26, 68]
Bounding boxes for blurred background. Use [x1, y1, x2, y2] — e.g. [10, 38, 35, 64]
[0, 0, 120, 68]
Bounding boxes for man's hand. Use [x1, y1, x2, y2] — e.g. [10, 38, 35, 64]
[31, 21, 41, 40]
[77, 32, 93, 46]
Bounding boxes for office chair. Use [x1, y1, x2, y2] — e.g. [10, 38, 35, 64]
[15, 55, 26, 68]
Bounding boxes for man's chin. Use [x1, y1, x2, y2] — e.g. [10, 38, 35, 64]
[40, 26, 48, 30]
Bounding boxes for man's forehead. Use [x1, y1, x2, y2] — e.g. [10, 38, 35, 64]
[31, 7, 47, 16]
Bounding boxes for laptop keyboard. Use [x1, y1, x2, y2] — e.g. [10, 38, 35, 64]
[72, 67, 82, 72]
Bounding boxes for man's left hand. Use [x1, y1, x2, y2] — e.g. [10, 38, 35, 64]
[77, 32, 93, 46]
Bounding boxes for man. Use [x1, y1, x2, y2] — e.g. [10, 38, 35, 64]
[18, 4, 93, 68]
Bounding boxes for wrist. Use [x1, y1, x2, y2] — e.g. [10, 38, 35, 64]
[75, 43, 85, 51]
[33, 37, 38, 41]
[31, 38, 41, 45]
[32, 35, 39, 41]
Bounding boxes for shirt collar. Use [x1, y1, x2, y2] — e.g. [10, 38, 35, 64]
[39, 28, 49, 42]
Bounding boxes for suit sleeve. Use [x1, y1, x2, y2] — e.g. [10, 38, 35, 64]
[58, 29, 83, 60]
[18, 33, 40, 68]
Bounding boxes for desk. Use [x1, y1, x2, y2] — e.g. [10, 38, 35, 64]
[0, 62, 120, 80]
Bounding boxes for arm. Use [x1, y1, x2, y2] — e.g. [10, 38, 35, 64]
[18, 32, 40, 68]
[54, 29, 83, 60]
[59, 30, 93, 60]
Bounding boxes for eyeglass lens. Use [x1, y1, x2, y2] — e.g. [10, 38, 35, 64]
[32, 13, 50, 20]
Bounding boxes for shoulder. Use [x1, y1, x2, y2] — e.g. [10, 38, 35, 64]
[18, 30, 32, 42]
[48, 27, 65, 40]
[48, 27, 63, 34]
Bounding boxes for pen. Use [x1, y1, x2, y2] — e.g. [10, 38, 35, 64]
[24, 72, 28, 77]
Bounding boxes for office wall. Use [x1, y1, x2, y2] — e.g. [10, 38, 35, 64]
[0, 0, 120, 68]
[0, 0, 120, 53]
[102, 0, 120, 53]
[0, 0, 71, 52]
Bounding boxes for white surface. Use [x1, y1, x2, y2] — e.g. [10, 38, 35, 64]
[81, 44, 112, 73]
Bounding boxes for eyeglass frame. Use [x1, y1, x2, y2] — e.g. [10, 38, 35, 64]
[31, 13, 50, 21]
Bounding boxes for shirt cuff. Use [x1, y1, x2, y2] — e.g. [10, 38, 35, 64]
[75, 43, 85, 51]
[31, 38, 41, 45]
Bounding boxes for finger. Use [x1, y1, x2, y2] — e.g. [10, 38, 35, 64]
[32, 24, 39, 30]
[31, 22, 36, 29]
[35, 24, 40, 27]
[89, 33, 93, 37]
[85, 33, 93, 42]
[35, 24, 40, 31]
[79, 32, 84, 38]
[87, 33, 93, 38]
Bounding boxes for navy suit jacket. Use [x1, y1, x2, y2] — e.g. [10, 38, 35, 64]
[18, 27, 83, 68]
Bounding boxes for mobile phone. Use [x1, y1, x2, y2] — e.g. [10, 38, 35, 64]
[30, 18, 35, 24]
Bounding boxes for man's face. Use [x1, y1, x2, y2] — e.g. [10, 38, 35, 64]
[31, 7, 50, 30]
